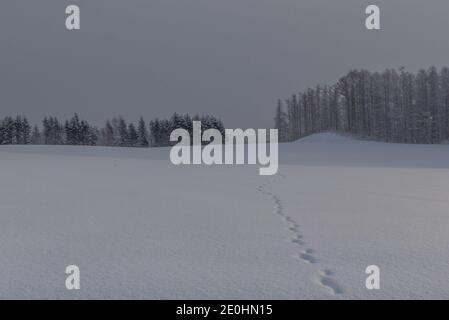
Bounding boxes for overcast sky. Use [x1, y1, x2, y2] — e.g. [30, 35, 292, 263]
[1, 0, 449, 128]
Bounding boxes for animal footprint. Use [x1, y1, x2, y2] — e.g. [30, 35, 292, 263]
[318, 269, 343, 295]
[291, 238, 304, 245]
[258, 182, 343, 295]
[299, 249, 318, 264]
[285, 216, 295, 223]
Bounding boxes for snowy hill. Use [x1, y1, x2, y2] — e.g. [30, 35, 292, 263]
[281, 132, 449, 169]
[1, 133, 449, 299]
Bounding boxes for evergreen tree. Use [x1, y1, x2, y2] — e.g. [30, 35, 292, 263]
[127, 123, 138, 147]
[22, 117, 31, 144]
[103, 120, 115, 146]
[137, 117, 149, 147]
[149, 119, 161, 147]
[117, 117, 128, 147]
[31, 125, 41, 144]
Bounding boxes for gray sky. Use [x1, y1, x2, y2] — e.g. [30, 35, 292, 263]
[1, 0, 449, 128]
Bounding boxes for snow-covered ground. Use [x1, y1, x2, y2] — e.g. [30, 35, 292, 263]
[1, 133, 449, 299]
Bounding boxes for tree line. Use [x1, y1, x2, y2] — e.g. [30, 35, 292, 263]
[0, 113, 225, 147]
[275, 66, 449, 144]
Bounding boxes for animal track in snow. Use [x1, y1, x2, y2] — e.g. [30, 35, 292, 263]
[299, 249, 318, 264]
[318, 269, 344, 295]
[257, 179, 344, 296]
[257, 185, 306, 247]
[290, 236, 304, 246]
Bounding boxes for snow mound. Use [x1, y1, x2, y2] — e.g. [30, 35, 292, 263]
[280, 132, 449, 169]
